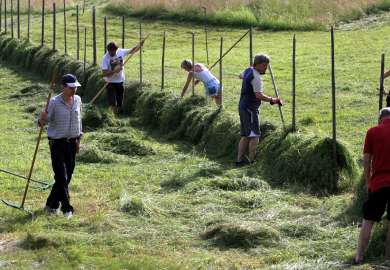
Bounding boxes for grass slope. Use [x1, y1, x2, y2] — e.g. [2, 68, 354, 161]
[0, 54, 386, 269]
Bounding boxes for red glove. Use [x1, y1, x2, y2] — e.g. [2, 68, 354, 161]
[270, 97, 283, 106]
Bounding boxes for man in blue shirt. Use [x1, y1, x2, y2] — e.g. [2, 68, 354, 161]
[236, 55, 282, 166]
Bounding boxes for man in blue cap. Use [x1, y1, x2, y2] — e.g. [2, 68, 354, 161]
[39, 74, 83, 219]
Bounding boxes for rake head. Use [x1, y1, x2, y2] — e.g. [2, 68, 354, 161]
[1, 199, 33, 216]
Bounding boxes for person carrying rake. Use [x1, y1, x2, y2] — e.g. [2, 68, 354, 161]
[101, 41, 144, 114]
[39, 74, 83, 219]
[180, 60, 221, 105]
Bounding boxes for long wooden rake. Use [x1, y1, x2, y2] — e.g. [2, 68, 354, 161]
[268, 64, 286, 129]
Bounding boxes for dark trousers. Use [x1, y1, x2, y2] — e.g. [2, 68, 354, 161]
[46, 139, 77, 213]
[107, 82, 124, 108]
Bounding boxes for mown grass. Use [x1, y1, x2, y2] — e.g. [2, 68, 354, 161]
[0, 55, 387, 269]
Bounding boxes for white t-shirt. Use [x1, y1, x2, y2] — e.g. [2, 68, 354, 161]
[240, 68, 264, 93]
[251, 68, 264, 93]
[101, 48, 132, 83]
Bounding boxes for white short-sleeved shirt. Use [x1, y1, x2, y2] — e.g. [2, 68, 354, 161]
[101, 48, 132, 83]
[240, 68, 264, 93]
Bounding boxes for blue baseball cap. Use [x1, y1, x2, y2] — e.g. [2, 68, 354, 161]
[61, 74, 81, 88]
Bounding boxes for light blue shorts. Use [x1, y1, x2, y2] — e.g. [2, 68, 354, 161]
[205, 79, 220, 97]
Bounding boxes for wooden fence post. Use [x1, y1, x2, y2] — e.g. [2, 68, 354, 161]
[83, 27, 86, 73]
[161, 31, 166, 91]
[16, 0, 19, 38]
[0, 0, 2, 32]
[52, 2, 55, 50]
[249, 27, 253, 66]
[219, 37, 223, 106]
[122, 16, 125, 48]
[202, 6, 209, 65]
[104, 16, 107, 53]
[191, 32, 195, 96]
[41, 0, 44, 46]
[92, 6, 96, 65]
[379, 53, 385, 112]
[139, 22, 143, 86]
[63, 0, 67, 54]
[76, 5, 79, 60]
[10, 0, 13, 38]
[292, 34, 296, 132]
[4, 0, 6, 34]
[4, 0, 8, 34]
[27, 0, 30, 41]
[330, 26, 337, 182]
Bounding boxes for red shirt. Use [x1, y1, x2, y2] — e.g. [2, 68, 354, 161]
[364, 119, 390, 192]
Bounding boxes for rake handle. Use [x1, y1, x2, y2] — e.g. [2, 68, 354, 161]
[21, 73, 56, 208]
[269, 64, 286, 129]
[0, 168, 50, 186]
[89, 34, 151, 105]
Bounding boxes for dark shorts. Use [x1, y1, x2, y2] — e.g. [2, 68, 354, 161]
[363, 187, 390, 222]
[239, 108, 260, 137]
[107, 82, 124, 107]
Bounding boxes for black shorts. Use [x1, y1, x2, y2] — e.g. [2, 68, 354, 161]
[363, 187, 390, 222]
[239, 108, 260, 137]
[106, 82, 124, 107]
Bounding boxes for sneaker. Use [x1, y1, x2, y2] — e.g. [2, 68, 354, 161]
[44, 205, 58, 215]
[64, 211, 73, 219]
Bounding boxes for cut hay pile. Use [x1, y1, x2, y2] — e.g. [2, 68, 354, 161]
[257, 131, 358, 195]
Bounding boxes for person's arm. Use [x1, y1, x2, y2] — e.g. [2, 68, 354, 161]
[101, 55, 122, 77]
[38, 99, 54, 127]
[252, 75, 283, 105]
[363, 153, 372, 188]
[181, 73, 193, 98]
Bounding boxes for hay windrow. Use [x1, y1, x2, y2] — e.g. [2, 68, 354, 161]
[76, 144, 118, 164]
[209, 176, 270, 191]
[257, 131, 358, 195]
[89, 132, 155, 157]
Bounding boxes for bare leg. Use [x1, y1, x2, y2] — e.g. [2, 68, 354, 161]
[248, 137, 259, 162]
[355, 219, 375, 262]
[237, 137, 249, 162]
[385, 221, 390, 260]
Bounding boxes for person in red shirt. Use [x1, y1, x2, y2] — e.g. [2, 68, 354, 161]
[355, 107, 390, 264]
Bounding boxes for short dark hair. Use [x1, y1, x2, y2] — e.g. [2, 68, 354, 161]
[107, 42, 118, 51]
[253, 54, 270, 66]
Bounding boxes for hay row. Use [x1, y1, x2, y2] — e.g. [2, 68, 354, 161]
[0, 34, 358, 195]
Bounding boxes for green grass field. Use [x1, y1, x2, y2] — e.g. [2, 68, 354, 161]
[1, 1, 390, 269]
[0, 56, 377, 270]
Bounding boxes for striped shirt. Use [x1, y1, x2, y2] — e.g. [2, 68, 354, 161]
[45, 94, 82, 139]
